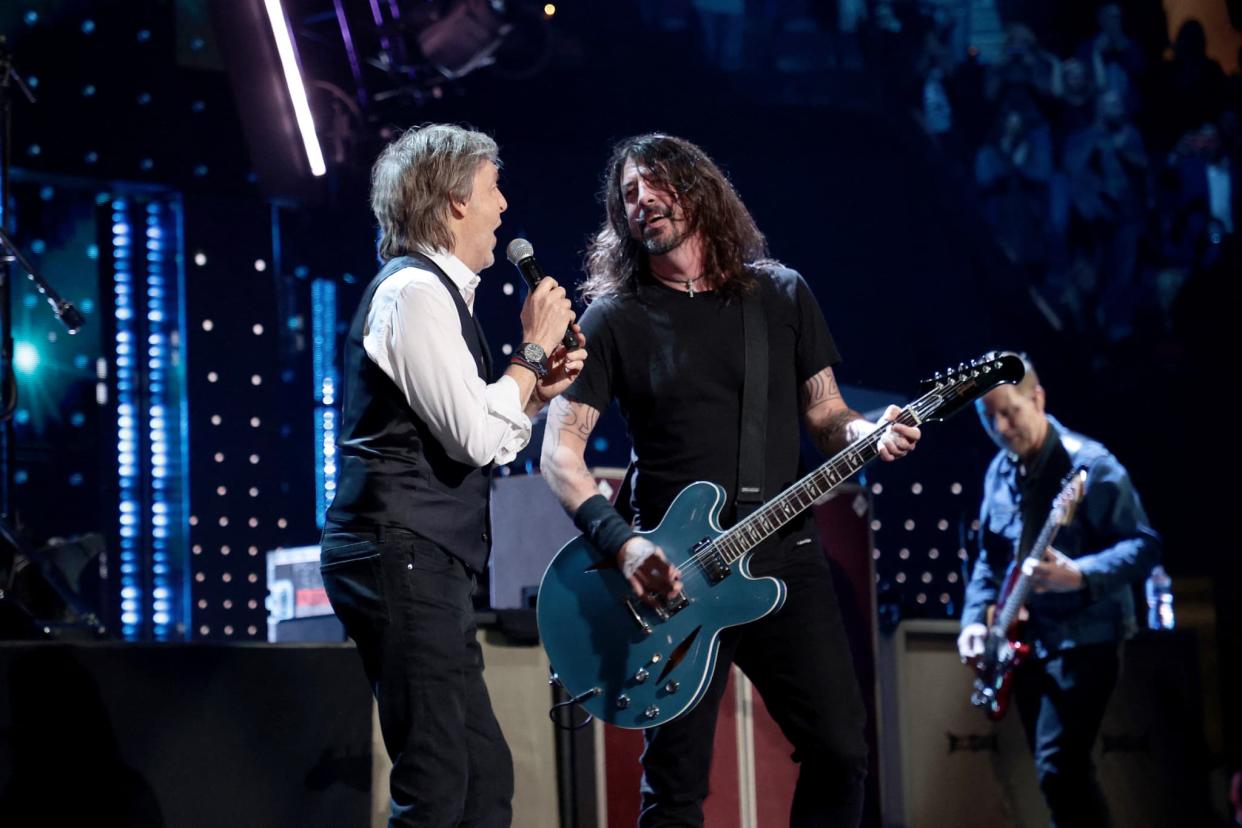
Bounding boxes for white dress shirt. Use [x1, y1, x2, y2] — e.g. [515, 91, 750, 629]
[363, 250, 530, 467]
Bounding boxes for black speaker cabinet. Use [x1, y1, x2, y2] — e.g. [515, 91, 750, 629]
[0, 642, 373, 827]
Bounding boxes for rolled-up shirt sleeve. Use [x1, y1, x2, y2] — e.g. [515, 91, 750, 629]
[363, 268, 530, 467]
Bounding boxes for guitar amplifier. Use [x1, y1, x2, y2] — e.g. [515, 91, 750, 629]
[877, 620, 1214, 827]
[488, 470, 626, 610]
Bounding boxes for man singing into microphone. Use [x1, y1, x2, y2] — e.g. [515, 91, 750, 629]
[320, 123, 586, 827]
[542, 133, 920, 826]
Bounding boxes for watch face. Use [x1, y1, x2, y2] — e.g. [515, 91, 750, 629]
[520, 342, 546, 364]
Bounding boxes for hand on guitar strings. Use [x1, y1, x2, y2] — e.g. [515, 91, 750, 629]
[957, 622, 989, 664]
[872, 405, 922, 461]
[1022, 547, 1085, 593]
[618, 536, 684, 607]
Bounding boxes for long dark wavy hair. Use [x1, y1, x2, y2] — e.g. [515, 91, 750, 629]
[581, 134, 778, 303]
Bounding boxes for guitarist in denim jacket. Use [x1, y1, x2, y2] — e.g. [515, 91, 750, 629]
[958, 355, 1161, 828]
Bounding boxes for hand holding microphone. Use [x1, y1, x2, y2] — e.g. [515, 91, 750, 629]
[507, 238, 579, 351]
[504, 238, 587, 403]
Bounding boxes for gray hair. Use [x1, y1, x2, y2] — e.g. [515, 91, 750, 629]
[370, 124, 500, 261]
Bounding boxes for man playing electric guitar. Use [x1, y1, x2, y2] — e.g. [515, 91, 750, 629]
[541, 134, 921, 827]
[958, 354, 1161, 828]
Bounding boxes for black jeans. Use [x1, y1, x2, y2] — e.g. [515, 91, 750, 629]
[1014, 641, 1121, 828]
[320, 525, 513, 828]
[638, 535, 869, 827]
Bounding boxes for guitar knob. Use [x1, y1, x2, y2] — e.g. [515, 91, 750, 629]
[634, 668, 649, 683]
[644, 705, 660, 719]
[616, 694, 630, 709]
[664, 680, 679, 693]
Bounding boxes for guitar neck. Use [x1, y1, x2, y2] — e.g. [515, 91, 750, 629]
[993, 510, 1065, 633]
[714, 408, 921, 565]
[709, 353, 1022, 566]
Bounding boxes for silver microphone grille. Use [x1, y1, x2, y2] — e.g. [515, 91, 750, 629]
[505, 238, 534, 265]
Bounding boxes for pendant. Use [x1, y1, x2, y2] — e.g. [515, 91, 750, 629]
[686, 280, 695, 298]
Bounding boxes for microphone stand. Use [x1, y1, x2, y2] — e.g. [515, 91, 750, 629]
[0, 37, 99, 637]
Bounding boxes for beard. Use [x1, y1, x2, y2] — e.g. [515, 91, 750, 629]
[640, 217, 687, 256]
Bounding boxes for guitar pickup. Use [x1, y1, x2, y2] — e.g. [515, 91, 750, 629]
[699, 544, 731, 584]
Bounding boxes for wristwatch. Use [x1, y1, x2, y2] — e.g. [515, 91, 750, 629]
[511, 342, 549, 378]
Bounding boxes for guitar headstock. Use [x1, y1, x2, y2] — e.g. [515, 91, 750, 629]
[1055, 467, 1089, 526]
[913, 352, 1026, 424]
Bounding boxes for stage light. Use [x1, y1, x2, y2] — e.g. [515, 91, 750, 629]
[417, 0, 513, 79]
[544, 3, 556, 17]
[263, 0, 326, 176]
[14, 341, 39, 375]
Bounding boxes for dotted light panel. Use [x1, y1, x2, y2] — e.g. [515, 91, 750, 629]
[105, 193, 190, 640]
[311, 277, 337, 527]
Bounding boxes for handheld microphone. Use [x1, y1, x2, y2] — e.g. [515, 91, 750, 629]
[505, 238, 578, 350]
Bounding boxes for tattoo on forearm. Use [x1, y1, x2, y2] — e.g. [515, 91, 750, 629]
[800, 369, 842, 409]
[551, 399, 598, 442]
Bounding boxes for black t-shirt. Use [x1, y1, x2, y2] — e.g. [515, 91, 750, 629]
[565, 266, 840, 530]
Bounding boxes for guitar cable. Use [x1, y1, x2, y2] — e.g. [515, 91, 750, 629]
[547, 672, 600, 731]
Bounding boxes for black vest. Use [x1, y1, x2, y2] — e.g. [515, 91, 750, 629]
[327, 254, 495, 571]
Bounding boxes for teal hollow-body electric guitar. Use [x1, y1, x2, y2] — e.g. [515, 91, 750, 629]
[538, 352, 1026, 729]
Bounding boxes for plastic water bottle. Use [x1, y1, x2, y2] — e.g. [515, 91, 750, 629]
[1145, 565, 1174, 630]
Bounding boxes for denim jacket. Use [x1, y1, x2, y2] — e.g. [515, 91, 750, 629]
[961, 417, 1162, 658]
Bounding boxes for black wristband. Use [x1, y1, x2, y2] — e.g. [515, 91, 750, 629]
[510, 355, 547, 379]
[572, 494, 637, 560]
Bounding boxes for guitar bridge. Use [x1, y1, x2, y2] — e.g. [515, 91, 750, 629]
[652, 592, 689, 621]
[625, 591, 691, 631]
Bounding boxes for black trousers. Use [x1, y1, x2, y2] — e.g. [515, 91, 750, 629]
[1014, 641, 1121, 828]
[320, 525, 513, 828]
[638, 535, 869, 827]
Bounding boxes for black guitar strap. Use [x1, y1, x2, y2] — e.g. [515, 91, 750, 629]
[737, 291, 768, 519]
